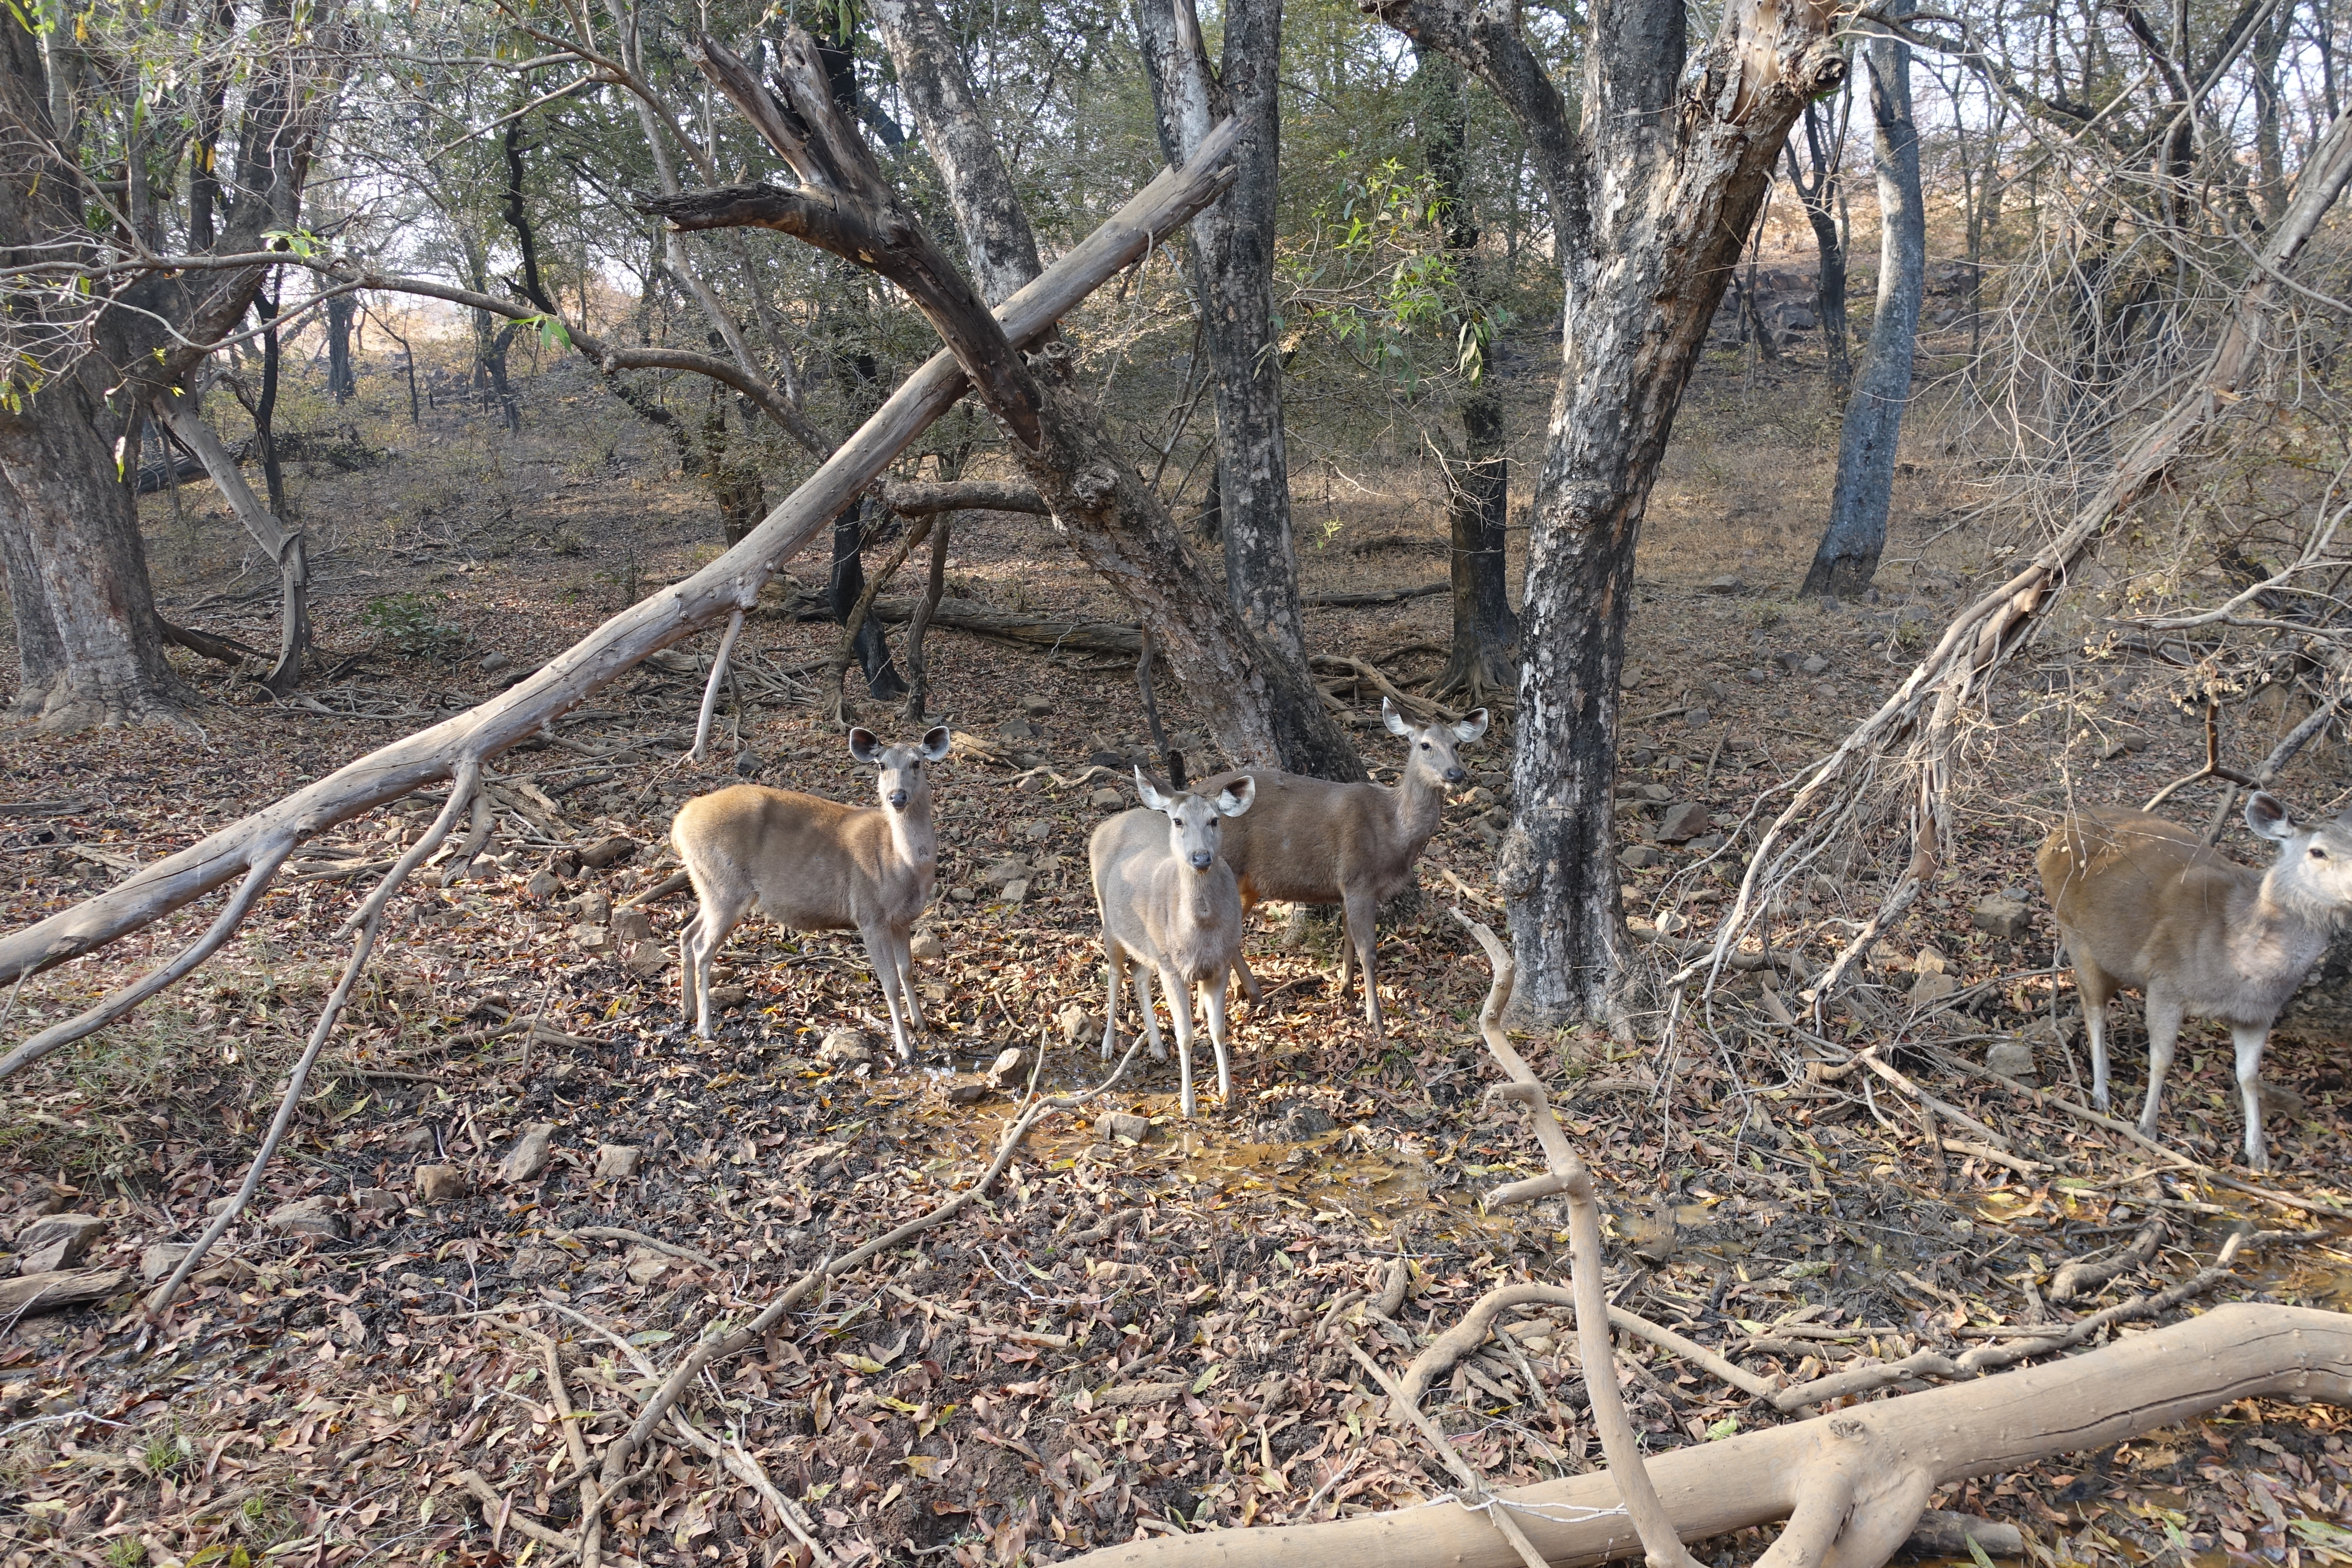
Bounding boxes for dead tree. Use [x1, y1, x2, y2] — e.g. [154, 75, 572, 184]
[650, 29, 1360, 779]
[1364, 0, 1849, 1027]
[0, 131, 1246, 1069]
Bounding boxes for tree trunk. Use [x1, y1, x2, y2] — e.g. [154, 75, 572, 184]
[0, 13, 187, 728]
[830, 499, 907, 698]
[1785, 96, 1851, 393]
[1369, 0, 1847, 1027]
[1801, 12, 1925, 601]
[1417, 46, 1520, 707]
[325, 291, 357, 403]
[152, 389, 309, 696]
[1133, 0, 1313, 681]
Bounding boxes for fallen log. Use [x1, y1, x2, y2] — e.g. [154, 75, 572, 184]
[1066, 1302, 2352, 1568]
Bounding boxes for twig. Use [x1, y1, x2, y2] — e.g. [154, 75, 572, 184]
[570, 1226, 728, 1272]
[1340, 1339, 1555, 1568]
[692, 609, 747, 764]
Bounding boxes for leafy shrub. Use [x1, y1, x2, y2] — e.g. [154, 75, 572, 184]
[361, 592, 462, 657]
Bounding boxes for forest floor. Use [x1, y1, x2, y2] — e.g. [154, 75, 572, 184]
[1, 340, 2349, 1568]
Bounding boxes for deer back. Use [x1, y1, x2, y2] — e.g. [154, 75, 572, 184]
[1199, 772, 1409, 908]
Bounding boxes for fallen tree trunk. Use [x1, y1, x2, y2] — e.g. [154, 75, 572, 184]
[1068, 1302, 2352, 1568]
[0, 128, 1243, 1065]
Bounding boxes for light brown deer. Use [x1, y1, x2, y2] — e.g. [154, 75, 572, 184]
[1198, 698, 1488, 1037]
[1089, 769, 1256, 1117]
[672, 726, 952, 1058]
[2037, 790, 2352, 1172]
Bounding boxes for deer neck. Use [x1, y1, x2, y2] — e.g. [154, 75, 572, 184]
[886, 801, 937, 874]
[1391, 764, 1446, 851]
[2248, 863, 2335, 974]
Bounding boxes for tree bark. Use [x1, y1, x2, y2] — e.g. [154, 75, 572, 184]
[325, 291, 358, 403]
[1802, 11, 1925, 601]
[1132, 0, 1314, 681]
[152, 389, 310, 696]
[1415, 45, 1520, 707]
[0, 15, 187, 728]
[1371, 0, 1847, 1026]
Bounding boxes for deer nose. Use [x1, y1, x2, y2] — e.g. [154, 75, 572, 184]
[1189, 851, 1213, 871]
[888, 789, 910, 810]
[1444, 766, 1465, 784]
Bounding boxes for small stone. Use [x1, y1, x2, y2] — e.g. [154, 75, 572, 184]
[1639, 783, 1674, 802]
[1700, 573, 1745, 594]
[983, 858, 1029, 888]
[1686, 833, 1727, 853]
[1620, 845, 1662, 869]
[707, 983, 750, 1011]
[479, 650, 512, 674]
[910, 929, 946, 962]
[13, 1214, 105, 1271]
[1619, 665, 1643, 690]
[392, 1124, 435, 1153]
[988, 1048, 1029, 1089]
[1986, 1041, 2037, 1079]
[1001, 879, 1031, 905]
[949, 885, 978, 903]
[625, 1246, 670, 1285]
[1915, 945, 1951, 975]
[1809, 874, 1842, 902]
[499, 1123, 559, 1185]
[946, 1080, 989, 1103]
[140, 1242, 192, 1286]
[416, 1165, 469, 1203]
[573, 924, 612, 952]
[997, 718, 1039, 741]
[353, 1187, 403, 1212]
[611, 906, 653, 943]
[1971, 895, 2030, 940]
[1799, 654, 1831, 676]
[1021, 695, 1054, 717]
[266, 1197, 346, 1240]
[526, 870, 563, 900]
[594, 1144, 643, 1180]
[1743, 668, 1769, 684]
[1683, 706, 1713, 728]
[1097, 1111, 1151, 1143]
[1910, 971, 1960, 1005]
[1656, 802, 1711, 843]
[1654, 911, 1690, 935]
[1088, 787, 1124, 809]
[510, 1245, 570, 1280]
[818, 1029, 874, 1068]
[623, 944, 670, 978]
[732, 749, 763, 778]
[576, 834, 638, 869]
[1463, 786, 1495, 808]
[1020, 819, 1054, 841]
[1058, 1004, 1101, 1047]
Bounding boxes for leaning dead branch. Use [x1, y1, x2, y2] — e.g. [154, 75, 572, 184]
[0, 126, 1245, 1050]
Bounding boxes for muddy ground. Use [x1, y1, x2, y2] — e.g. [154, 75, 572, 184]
[1, 329, 2349, 1568]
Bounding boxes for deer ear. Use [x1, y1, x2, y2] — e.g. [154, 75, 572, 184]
[1382, 697, 1412, 737]
[2246, 790, 2295, 840]
[919, 726, 952, 762]
[1134, 766, 1168, 812]
[1216, 778, 1256, 817]
[848, 728, 882, 764]
[1453, 708, 1490, 744]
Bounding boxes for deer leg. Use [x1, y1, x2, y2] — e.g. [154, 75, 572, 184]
[2231, 1024, 2272, 1173]
[681, 897, 746, 1041]
[2137, 990, 2187, 1138]
[1343, 890, 1382, 1037]
[1099, 941, 1124, 1063]
[1162, 965, 1197, 1118]
[861, 923, 915, 1061]
[677, 910, 706, 1035]
[1132, 963, 1167, 1064]
[2068, 939, 2117, 1112]
[1232, 955, 1263, 1007]
[1202, 973, 1233, 1103]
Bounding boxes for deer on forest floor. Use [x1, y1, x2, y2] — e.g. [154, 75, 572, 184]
[1090, 768, 1256, 1117]
[1198, 698, 1488, 1038]
[672, 726, 952, 1058]
[2036, 790, 2352, 1173]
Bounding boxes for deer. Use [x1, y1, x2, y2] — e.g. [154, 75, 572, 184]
[1089, 768, 1257, 1118]
[1197, 697, 1488, 1038]
[2036, 790, 2352, 1173]
[671, 726, 952, 1059]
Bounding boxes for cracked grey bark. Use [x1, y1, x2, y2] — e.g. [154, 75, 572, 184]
[1132, 0, 1313, 692]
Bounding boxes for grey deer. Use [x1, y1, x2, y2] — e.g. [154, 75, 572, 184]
[1089, 768, 1257, 1117]
[1198, 697, 1487, 1036]
[672, 726, 952, 1058]
[2037, 790, 2352, 1172]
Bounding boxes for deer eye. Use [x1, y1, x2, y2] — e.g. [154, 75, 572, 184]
[2314, 847, 2329, 859]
